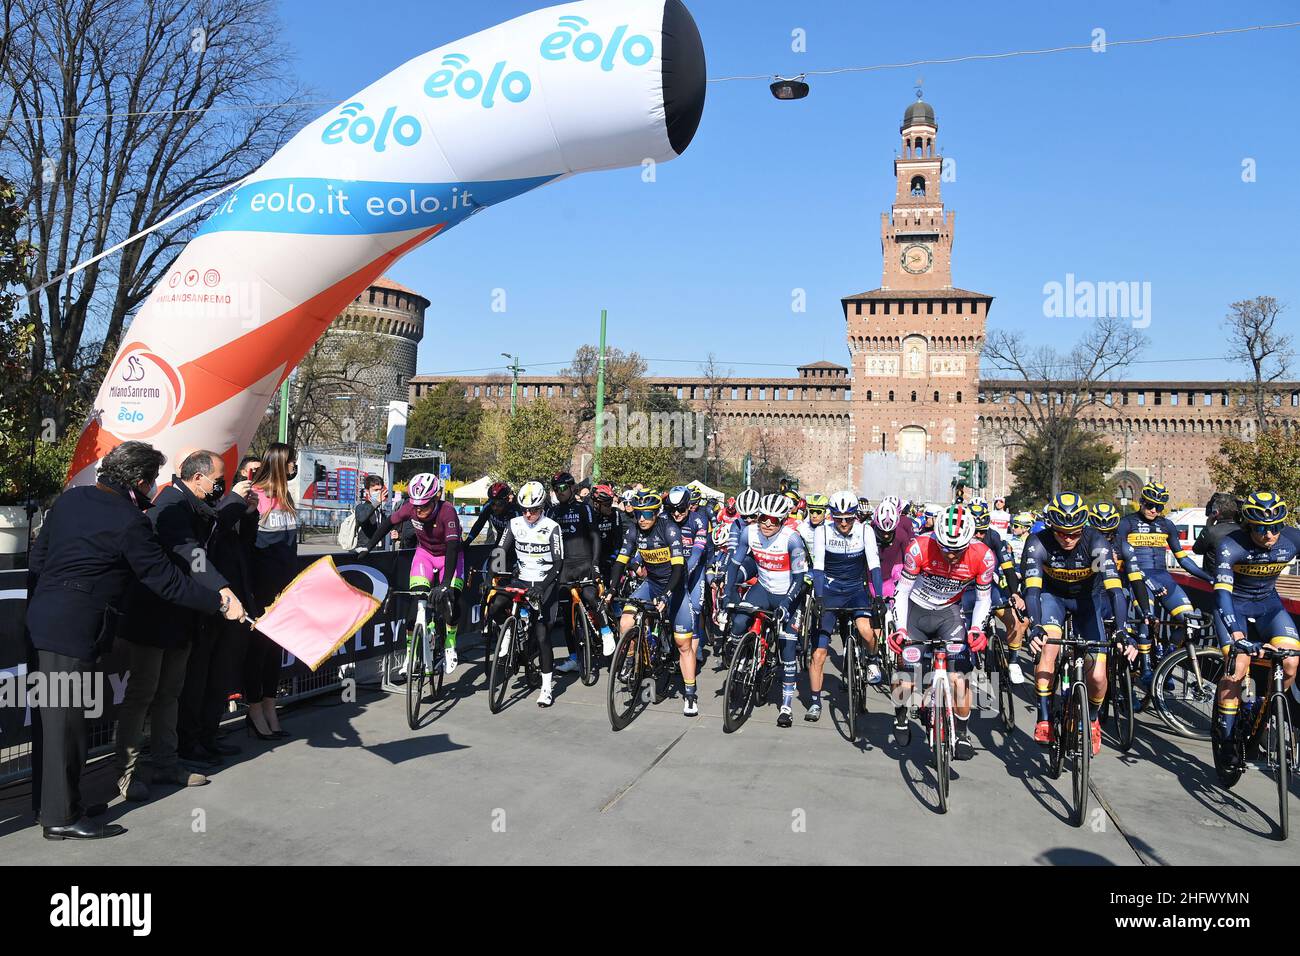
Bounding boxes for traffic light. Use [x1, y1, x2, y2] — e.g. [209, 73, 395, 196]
[976, 459, 988, 488]
[956, 459, 974, 487]
[314, 462, 327, 483]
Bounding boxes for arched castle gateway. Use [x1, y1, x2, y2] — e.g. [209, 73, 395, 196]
[410, 95, 1300, 503]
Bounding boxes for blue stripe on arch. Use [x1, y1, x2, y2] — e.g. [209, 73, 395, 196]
[197, 175, 557, 237]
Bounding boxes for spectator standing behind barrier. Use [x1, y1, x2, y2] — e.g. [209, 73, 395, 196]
[177, 460, 260, 766]
[25, 441, 244, 841]
[244, 442, 299, 739]
[115, 450, 234, 798]
[354, 474, 389, 551]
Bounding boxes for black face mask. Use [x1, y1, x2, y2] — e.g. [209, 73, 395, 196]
[204, 476, 226, 503]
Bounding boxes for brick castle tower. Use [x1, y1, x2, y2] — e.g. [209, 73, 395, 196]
[843, 90, 992, 497]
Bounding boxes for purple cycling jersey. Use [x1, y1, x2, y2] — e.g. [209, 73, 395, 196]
[389, 499, 461, 555]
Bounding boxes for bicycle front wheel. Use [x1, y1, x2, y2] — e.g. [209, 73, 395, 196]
[933, 678, 950, 814]
[845, 635, 858, 742]
[577, 604, 599, 687]
[1071, 680, 1090, 827]
[607, 627, 643, 731]
[487, 619, 516, 714]
[1153, 646, 1226, 739]
[1274, 693, 1292, 841]
[996, 637, 1015, 735]
[405, 624, 427, 730]
[1109, 652, 1135, 752]
[723, 632, 759, 733]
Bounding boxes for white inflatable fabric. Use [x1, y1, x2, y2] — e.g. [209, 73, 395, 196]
[69, 0, 705, 484]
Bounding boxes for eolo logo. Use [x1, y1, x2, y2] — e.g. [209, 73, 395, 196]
[321, 102, 422, 152]
[540, 16, 654, 70]
[423, 52, 532, 109]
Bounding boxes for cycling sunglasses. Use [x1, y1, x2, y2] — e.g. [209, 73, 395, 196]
[634, 508, 659, 520]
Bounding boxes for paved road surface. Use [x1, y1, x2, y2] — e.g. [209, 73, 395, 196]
[2, 634, 1296, 864]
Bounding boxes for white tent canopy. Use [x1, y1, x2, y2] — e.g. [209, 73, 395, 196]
[687, 479, 724, 500]
[452, 475, 494, 500]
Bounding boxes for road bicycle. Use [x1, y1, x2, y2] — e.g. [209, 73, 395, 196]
[384, 586, 450, 730]
[833, 604, 877, 743]
[1098, 619, 1137, 752]
[980, 603, 1019, 735]
[485, 585, 543, 714]
[1042, 624, 1105, 828]
[607, 595, 678, 730]
[560, 576, 605, 687]
[795, 582, 818, 673]
[722, 601, 784, 733]
[1148, 609, 1224, 739]
[1213, 637, 1300, 841]
[899, 635, 961, 814]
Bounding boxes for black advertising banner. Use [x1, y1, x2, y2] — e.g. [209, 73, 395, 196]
[0, 545, 494, 752]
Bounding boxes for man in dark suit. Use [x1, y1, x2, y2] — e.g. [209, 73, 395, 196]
[178, 457, 260, 765]
[116, 449, 247, 796]
[26, 441, 245, 841]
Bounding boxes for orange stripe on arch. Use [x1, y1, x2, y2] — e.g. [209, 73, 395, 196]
[173, 224, 444, 425]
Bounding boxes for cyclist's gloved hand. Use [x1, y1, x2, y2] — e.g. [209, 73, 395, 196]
[967, 628, 988, 653]
[1232, 636, 1262, 655]
[887, 628, 908, 655]
[1149, 581, 1168, 599]
[1027, 624, 1048, 654]
[870, 595, 887, 618]
[525, 585, 544, 609]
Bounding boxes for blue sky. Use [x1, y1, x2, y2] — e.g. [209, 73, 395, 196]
[278, 0, 1300, 383]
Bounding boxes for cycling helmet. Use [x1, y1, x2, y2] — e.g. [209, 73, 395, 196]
[711, 522, 731, 548]
[806, 493, 828, 513]
[872, 498, 901, 533]
[759, 493, 792, 521]
[1139, 480, 1170, 509]
[933, 504, 976, 551]
[1044, 492, 1089, 531]
[725, 496, 737, 516]
[923, 502, 942, 522]
[666, 486, 691, 513]
[967, 500, 991, 531]
[631, 491, 662, 515]
[487, 481, 512, 501]
[592, 483, 614, 503]
[736, 487, 761, 519]
[690, 486, 704, 507]
[1011, 511, 1034, 529]
[517, 480, 547, 510]
[827, 490, 857, 518]
[1089, 501, 1121, 534]
[1240, 491, 1288, 527]
[407, 473, 442, 506]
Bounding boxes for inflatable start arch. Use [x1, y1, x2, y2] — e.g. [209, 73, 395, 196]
[68, 0, 705, 485]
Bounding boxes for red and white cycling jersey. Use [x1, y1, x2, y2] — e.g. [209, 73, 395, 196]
[895, 534, 994, 633]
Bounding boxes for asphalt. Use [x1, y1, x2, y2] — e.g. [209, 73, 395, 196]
[2, 632, 1297, 865]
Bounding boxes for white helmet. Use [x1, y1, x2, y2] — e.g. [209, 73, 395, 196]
[933, 504, 977, 551]
[735, 487, 761, 519]
[880, 494, 901, 516]
[517, 480, 547, 510]
[872, 498, 901, 533]
[759, 493, 792, 520]
[711, 521, 731, 548]
[407, 472, 442, 506]
[828, 490, 858, 518]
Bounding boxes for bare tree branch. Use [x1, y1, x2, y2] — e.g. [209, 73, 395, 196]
[1223, 295, 1293, 435]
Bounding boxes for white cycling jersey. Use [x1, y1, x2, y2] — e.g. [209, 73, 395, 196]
[499, 515, 564, 583]
[732, 523, 808, 596]
[812, 520, 881, 586]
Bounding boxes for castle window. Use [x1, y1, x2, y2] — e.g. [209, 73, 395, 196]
[1292, 392, 1299, 407]
[1154, 391, 1162, 406]
[547, 386, 554, 398]
[1122, 391, 1130, 405]
[1137, 392, 1145, 406]
[474, 386, 481, 397]
[956, 391, 962, 403]
[926, 302, 933, 315]
[911, 391, 917, 402]
[888, 391, 895, 402]
[869, 302, 876, 315]
[731, 387, 738, 400]
[676, 387, 683, 400]
[368, 290, 375, 303]
[1104, 392, 1113, 406]
[1169, 392, 1178, 406]
[703, 387, 710, 399]
[910, 175, 926, 196]
[1204, 393, 1212, 406]
[745, 388, 752, 400]
[933, 390, 939, 403]
[956, 301, 963, 314]
[844, 389, 852, 401]
[867, 390, 873, 402]
[912, 302, 919, 315]
[758, 388, 765, 400]
[788, 388, 795, 400]
[941, 302, 948, 314]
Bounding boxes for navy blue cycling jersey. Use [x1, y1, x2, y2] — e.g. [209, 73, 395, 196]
[1214, 525, 1300, 605]
[615, 515, 687, 587]
[978, 527, 1019, 592]
[670, 510, 709, 584]
[1116, 511, 1208, 581]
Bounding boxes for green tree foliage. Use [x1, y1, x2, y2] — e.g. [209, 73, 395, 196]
[497, 401, 574, 487]
[600, 443, 677, 491]
[1006, 422, 1120, 512]
[1208, 428, 1300, 520]
[406, 380, 486, 480]
[0, 176, 79, 505]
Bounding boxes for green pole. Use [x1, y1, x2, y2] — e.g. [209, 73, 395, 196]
[593, 309, 607, 481]
[505, 354, 521, 415]
[278, 377, 290, 443]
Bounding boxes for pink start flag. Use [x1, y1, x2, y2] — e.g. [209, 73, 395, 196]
[253, 556, 381, 671]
